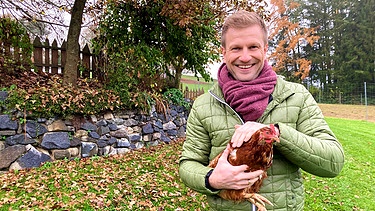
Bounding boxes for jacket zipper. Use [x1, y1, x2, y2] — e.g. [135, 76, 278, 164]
[208, 90, 245, 125]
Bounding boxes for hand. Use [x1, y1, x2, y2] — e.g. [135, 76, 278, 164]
[231, 121, 267, 148]
[209, 144, 263, 190]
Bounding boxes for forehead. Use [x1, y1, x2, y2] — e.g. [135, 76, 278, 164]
[224, 26, 265, 47]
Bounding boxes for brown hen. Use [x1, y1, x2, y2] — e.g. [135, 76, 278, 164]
[208, 124, 280, 211]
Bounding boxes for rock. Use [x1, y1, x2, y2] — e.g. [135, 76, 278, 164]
[52, 149, 71, 160]
[142, 123, 154, 134]
[0, 130, 16, 136]
[177, 126, 186, 137]
[41, 132, 70, 149]
[12, 145, 52, 169]
[81, 142, 98, 158]
[74, 130, 87, 138]
[100, 146, 115, 156]
[147, 140, 159, 147]
[134, 142, 144, 149]
[88, 131, 100, 139]
[68, 147, 80, 158]
[97, 126, 110, 136]
[0, 115, 18, 130]
[116, 138, 130, 148]
[129, 134, 141, 142]
[143, 134, 152, 142]
[117, 148, 130, 155]
[80, 121, 97, 131]
[108, 123, 118, 131]
[170, 109, 178, 117]
[109, 128, 128, 138]
[90, 115, 98, 123]
[132, 126, 141, 133]
[113, 118, 125, 125]
[160, 132, 171, 143]
[124, 119, 138, 127]
[0, 91, 8, 101]
[25, 120, 48, 138]
[166, 129, 177, 136]
[0, 142, 4, 151]
[163, 121, 177, 130]
[97, 139, 108, 148]
[153, 120, 163, 129]
[70, 137, 82, 147]
[48, 120, 68, 131]
[152, 132, 161, 140]
[108, 137, 117, 145]
[96, 120, 107, 127]
[5, 134, 36, 146]
[0, 145, 27, 169]
[104, 112, 114, 120]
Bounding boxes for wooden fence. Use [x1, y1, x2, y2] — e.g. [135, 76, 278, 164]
[32, 37, 100, 78]
[181, 86, 205, 100]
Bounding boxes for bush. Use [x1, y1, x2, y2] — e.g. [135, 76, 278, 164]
[0, 16, 33, 76]
[1, 75, 122, 118]
[163, 88, 190, 109]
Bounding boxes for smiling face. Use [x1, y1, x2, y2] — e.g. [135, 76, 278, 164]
[221, 25, 268, 81]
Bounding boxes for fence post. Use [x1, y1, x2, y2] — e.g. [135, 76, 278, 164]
[44, 38, 50, 73]
[82, 44, 91, 78]
[364, 82, 368, 121]
[33, 37, 43, 73]
[61, 41, 67, 75]
[51, 40, 59, 74]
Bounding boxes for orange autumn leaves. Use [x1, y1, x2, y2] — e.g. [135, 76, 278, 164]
[268, 0, 320, 80]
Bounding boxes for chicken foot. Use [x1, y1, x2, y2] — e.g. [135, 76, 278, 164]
[243, 193, 273, 211]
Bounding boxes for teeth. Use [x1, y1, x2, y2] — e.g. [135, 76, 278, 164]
[238, 65, 253, 68]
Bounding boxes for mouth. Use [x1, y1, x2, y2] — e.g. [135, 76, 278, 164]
[237, 64, 255, 69]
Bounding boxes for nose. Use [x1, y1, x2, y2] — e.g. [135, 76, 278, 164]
[239, 49, 251, 62]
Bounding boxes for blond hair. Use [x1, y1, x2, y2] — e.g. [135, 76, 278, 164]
[221, 10, 268, 47]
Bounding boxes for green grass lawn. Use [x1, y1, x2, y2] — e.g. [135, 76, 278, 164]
[0, 118, 374, 210]
[303, 118, 375, 210]
[180, 75, 215, 93]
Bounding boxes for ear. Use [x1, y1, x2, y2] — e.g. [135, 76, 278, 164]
[221, 46, 227, 62]
[221, 46, 226, 56]
[263, 43, 268, 54]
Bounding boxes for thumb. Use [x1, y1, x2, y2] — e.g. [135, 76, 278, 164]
[219, 144, 231, 162]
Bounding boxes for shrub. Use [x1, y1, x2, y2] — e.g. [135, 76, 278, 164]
[1, 75, 122, 118]
[0, 16, 33, 76]
[163, 88, 190, 109]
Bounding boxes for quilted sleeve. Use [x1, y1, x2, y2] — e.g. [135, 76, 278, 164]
[275, 88, 345, 177]
[179, 98, 220, 195]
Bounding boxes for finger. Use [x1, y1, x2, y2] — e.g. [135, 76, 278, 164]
[248, 177, 258, 186]
[250, 169, 264, 177]
[218, 144, 231, 162]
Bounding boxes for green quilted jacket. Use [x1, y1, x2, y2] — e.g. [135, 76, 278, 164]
[179, 76, 345, 211]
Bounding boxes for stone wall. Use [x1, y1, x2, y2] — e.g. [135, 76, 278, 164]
[0, 91, 189, 173]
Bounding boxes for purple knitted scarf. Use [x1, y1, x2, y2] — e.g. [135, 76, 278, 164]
[218, 61, 277, 121]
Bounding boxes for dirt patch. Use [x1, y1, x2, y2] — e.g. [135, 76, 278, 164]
[318, 103, 375, 122]
[180, 78, 210, 85]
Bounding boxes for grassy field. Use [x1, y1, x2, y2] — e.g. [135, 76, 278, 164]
[180, 75, 215, 93]
[303, 118, 375, 210]
[0, 117, 374, 210]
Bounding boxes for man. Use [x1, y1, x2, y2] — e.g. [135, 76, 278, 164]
[179, 10, 344, 210]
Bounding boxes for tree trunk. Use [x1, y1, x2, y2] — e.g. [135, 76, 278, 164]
[173, 56, 184, 88]
[63, 0, 87, 87]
